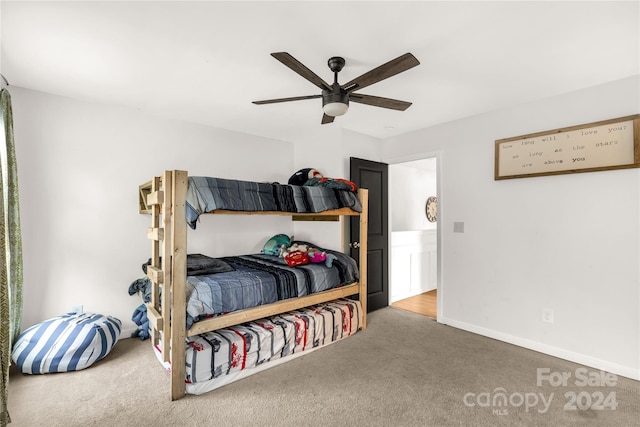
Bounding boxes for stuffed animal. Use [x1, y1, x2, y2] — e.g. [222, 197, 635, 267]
[307, 248, 326, 264]
[281, 243, 336, 268]
[280, 243, 308, 257]
[308, 249, 336, 267]
[262, 234, 292, 256]
[281, 243, 309, 266]
[322, 252, 337, 268]
[283, 250, 308, 267]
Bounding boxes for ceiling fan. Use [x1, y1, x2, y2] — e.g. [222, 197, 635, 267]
[253, 52, 420, 124]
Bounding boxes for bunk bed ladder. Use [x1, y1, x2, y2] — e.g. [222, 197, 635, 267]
[144, 171, 188, 400]
[144, 175, 171, 363]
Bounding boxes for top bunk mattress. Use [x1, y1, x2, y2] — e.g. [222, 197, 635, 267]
[186, 176, 362, 229]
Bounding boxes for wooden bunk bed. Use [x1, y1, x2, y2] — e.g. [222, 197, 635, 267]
[138, 170, 369, 400]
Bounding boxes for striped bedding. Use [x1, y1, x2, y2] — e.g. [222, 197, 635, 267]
[153, 299, 362, 394]
[184, 249, 359, 329]
[185, 176, 362, 229]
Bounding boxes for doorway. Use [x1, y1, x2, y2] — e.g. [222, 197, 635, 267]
[388, 156, 439, 319]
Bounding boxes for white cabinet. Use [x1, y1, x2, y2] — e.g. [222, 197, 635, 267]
[390, 230, 437, 302]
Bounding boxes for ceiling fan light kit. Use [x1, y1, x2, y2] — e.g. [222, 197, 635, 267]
[253, 52, 419, 124]
[322, 90, 349, 117]
[322, 100, 349, 117]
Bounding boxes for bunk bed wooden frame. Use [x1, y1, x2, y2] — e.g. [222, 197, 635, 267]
[139, 170, 369, 400]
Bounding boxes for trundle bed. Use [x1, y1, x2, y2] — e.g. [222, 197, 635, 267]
[138, 170, 368, 400]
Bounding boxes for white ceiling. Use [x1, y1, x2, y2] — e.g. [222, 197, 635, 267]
[1, 1, 638, 142]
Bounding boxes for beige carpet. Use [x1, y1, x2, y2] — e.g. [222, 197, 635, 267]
[7, 307, 640, 426]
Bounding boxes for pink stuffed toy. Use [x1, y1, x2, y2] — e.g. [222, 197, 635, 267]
[307, 249, 327, 264]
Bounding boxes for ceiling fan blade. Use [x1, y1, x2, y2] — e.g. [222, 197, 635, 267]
[342, 53, 420, 93]
[349, 93, 412, 111]
[253, 94, 322, 105]
[321, 113, 335, 124]
[271, 52, 332, 92]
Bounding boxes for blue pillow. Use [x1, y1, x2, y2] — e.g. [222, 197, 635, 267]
[11, 312, 121, 374]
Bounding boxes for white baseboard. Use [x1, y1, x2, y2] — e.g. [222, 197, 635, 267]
[438, 316, 640, 381]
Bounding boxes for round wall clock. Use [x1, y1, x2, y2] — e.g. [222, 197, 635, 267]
[426, 196, 437, 222]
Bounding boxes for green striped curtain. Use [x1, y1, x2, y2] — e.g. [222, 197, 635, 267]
[1, 88, 23, 426]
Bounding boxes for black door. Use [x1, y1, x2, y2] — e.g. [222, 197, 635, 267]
[350, 157, 389, 312]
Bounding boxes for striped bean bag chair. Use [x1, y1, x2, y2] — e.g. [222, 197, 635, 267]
[11, 312, 121, 374]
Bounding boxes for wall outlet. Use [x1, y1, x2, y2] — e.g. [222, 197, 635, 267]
[542, 308, 554, 323]
[71, 305, 83, 314]
[453, 222, 465, 233]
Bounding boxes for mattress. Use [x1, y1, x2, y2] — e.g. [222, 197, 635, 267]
[134, 247, 360, 330]
[184, 250, 359, 329]
[153, 298, 363, 395]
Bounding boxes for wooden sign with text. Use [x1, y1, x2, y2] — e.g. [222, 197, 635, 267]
[495, 115, 640, 180]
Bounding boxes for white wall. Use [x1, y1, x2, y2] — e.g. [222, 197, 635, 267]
[382, 75, 640, 379]
[390, 160, 437, 231]
[11, 87, 295, 336]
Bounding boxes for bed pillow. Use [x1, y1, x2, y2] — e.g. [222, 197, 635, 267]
[11, 312, 121, 374]
[142, 254, 234, 276]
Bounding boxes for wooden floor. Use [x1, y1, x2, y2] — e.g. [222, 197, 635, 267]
[391, 289, 437, 319]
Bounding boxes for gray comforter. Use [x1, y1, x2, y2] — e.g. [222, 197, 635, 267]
[185, 176, 362, 229]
